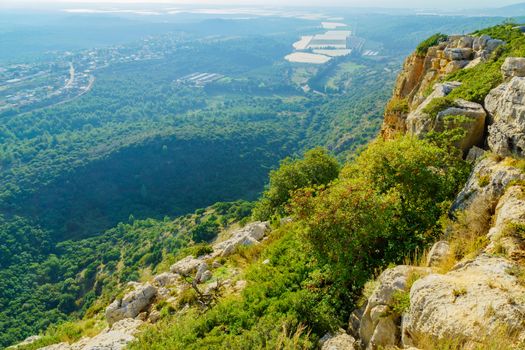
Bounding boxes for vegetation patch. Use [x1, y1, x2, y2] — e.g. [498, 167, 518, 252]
[390, 290, 411, 316]
[416, 33, 448, 57]
[422, 97, 456, 118]
[385, 97, 410, 115]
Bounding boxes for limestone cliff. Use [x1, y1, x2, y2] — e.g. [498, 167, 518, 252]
[381, 34, 503, 140]
[348, 29, 525, 350]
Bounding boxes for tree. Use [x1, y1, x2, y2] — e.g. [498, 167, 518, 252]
[252, 147, 340, 220]
[292, 136, 469, 296]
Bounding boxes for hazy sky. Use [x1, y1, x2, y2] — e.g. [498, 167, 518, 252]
[2, 0, 523, 9]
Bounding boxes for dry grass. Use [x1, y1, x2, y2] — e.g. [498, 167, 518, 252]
[502, 157, 525, 173]
[413, 324, 524, 350]
[435, 195, 496, 273]
[403, 246, 430, 267]
[275, 323, 312, 350]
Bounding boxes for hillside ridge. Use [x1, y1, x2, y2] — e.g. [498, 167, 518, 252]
[11, 23, 525, 350]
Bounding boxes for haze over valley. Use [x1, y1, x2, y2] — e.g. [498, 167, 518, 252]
[2, 2, 525, 349]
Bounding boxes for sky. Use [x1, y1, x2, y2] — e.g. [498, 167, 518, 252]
[2, 0, 523, 10]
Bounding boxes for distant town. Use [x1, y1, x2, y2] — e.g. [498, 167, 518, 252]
[0, 34, 184, 115]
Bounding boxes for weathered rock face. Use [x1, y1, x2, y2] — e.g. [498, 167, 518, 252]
[486, 185, 525, 261]
[152, 272, 180, 287]
[486, 77, 525, 158]
[9, 335, 42, 348]
[105, 283, 157, 325]
[38, 319, 143, 350]
[320, 329, 356, 350]
[502, 57, 525, 79]
[213, 221, 270, 257]
[359, 266, 430, 350]
[403, 255, 525, 346]
[381, 34, 503, 139]
[451, 156, 525, 213]
[170, 255, 205, 276]
[405, 89, 486, 152]
[426, 241, 451, 267]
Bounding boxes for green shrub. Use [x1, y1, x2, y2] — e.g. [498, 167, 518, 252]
[422, 97, 456, 118]
[446, 60, 504, 104]
[131, 228, 337, 349]
[416, 33, 448, 56]
[385, 98, 409, 114]
[188, 243, 214, 258]
[390, 290, 410, 316]
[293, 136, 469, 292]
[252, 148, 340, 220]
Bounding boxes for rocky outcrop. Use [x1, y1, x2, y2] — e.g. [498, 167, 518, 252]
[213, 221, 270, 257]
[406, 93, 486, 152]
[486, 185, 525, 261]
[382, 34, 503, 139]
[105, 283, 157, 325]
[170, 255, 205, 276]
[486, 76, 525, 158]
[351, 153, 525, 348]
[426, 241, 451, 267]
[152, 272, 180, 287]
[9, 335, 42, 348]
[451, 156, 525, 213]
[403, 255, 525, 346]
[502, 57, 525, 79]
[38, 319, 143, 350]
[358, 266, 430, 350]
[320, 330, 356, 350]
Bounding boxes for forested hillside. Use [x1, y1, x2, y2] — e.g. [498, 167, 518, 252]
[0, 10, 515, 349]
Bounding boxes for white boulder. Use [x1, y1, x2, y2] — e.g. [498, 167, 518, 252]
[485, 77, 525, 157]
[403, 255, 525, 346]
[105, 284, 157, 325]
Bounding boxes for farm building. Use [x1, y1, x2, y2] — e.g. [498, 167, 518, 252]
[308, 31, 351, 49]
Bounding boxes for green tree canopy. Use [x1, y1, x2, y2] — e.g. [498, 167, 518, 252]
[252, 147, 340, 220]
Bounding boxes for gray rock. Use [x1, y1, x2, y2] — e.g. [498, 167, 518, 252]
[464, 57, 482, 69]
[444, 60, 469, 74]
[148, 309, 161, 323]
[406, 82, 461, 136]
[38, 319, 144, 350]
[105, 283, 157, 325]
[195, 262, 209, 283]
[472, 35, 490, 51]
[486, 186, 525, 260]
[153, 272, 179, 287]
[38, 343, 71, 350]
[502, 57, 525, 79]
[426, 241, 451, 267]
[444, 47, 473, 61]
[434, 99, 486, 152]
[359, 266, 431, 350]
[213, 221, 270, 257]
[407, 93, 485, 153]
[466, 146, 485, 162]
[486, 39, 504, 52]
[320, 329, 356, 350]
[10, 335, 42, 348]
[486, 77, 525, 157]
[199, 270, 213, 283]
[402, 255, 525, 347]
[170, 256, 203, 276]
[451, 156, 525, 213]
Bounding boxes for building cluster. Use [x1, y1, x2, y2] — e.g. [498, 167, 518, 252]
[0, 34, 183, 115]
[285, 22, 376, 64]
[176, 72, 225, 87]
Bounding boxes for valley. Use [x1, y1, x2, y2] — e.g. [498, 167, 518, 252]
[0, 5, 518, 349]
